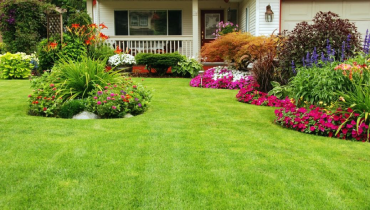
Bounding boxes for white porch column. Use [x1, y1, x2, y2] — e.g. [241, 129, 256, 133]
[192, 0, 199, 58]
[86, 0, 93, 20]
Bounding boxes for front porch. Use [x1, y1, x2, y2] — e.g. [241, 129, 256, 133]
[105, 36, 194, 57]
[87, 0, 242, 58]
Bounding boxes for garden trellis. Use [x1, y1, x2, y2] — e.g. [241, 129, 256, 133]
[46, 7, 66, 44]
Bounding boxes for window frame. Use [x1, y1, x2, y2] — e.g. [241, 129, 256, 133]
[114, 10, 182, 36]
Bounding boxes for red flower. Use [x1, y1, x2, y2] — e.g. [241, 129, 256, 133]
[85, 39, 91, 45]
[71, 23, 80, 29]
[43, 107, 47, 111]
[89, 23, 97, 29]
[99, 32, 109, 40]
[114, 46, 122, 54]
[48, 42, 58, 49]
[105, 66, 112, 72]
[99, 23, 108, 29]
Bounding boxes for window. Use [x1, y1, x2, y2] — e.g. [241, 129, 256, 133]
[114, 11, 128, 35]
[227, 9, 237, 25]
[115, 10, 182, 36]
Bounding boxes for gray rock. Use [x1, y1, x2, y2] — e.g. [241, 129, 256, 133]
[72, 111, 100, 120]
[124, 113, 134, 118]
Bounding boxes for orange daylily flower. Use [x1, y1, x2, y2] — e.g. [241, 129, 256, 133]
[48, 42, 58, 49]
[89, 23, 97, 29]
[99, 23, 108, 29]
[114, 46, 122, 54]
[99, 32, 109, 40]
[71, 23, 80, 29]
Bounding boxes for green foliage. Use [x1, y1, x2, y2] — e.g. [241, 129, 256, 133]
[58, 99, 86, 118]
[67, 11, 92, 27]
[289, 62, 352, 107]
[268, 81, 292, 99]
[135, 52, 183, 76]
[0, 0, 54, 54]
[86, 83, 152, 118]
[171, 55, 203, 78]
[52, 57, 123, 99]
[59, 34, 87, 62]
[37, 38, 62, 71]
[0, 42, 5, 54]
[278, 11, 362, 80]
[87, 44, 115, 61]
[0, 52, 34, 79]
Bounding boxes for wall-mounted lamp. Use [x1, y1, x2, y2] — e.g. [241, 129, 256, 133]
[265, 4, 274, 22]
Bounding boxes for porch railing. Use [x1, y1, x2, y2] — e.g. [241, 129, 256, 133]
[105, 36, 193, 58]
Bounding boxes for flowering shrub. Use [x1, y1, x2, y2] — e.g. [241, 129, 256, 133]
[108, 53, 136, 66]
[190, 66, 253, 89]
[274, 106, 369, 142]
[236, 83, 295, 108]
[28, 82, 64, 117]
[213, 21, 239, 39]
[86, 82, 152, 118]
[0, 52, 37, 79]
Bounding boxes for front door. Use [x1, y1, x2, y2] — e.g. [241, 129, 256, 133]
[201, 10, 224, 47]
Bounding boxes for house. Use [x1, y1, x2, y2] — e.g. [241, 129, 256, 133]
[86, 0, 370, 58]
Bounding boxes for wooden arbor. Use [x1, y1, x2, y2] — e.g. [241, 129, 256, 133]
[46, 7, 66, 43]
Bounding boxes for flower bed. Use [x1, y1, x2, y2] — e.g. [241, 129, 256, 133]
[190, 66, 252, 89]
[236, 83, 295, 108]
[236, 82, 369, 142]
[275, 106, 369, 142]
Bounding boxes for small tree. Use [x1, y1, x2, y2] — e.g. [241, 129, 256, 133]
[278, 11, 362, 81]
[135, 52, 183, 76]
[0, 0, 54, 54]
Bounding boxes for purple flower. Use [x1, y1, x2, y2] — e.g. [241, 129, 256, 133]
[135, 98, 138, 101]
[138, 103, 142, 107]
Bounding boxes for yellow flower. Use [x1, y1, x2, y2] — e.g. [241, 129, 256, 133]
[339, 96, 345, 102]
[319, 101, 323, 105]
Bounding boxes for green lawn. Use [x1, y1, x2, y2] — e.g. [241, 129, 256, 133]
[0, 78, 369, 209]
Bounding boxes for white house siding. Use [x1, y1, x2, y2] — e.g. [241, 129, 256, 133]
[281, 0, 370, 38]
[98, 1, 193, 36]
[256, 0, 280, 35]
[239, 0, 256, 35]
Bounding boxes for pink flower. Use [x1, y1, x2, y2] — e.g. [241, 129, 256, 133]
[97, 101, 101, 105]
[94, 96, 98, 100]
[110, 93, 115, 97]
[50, 84, 55, 87]
[112, 106, 116, 109]
[107, 97, 111, 100]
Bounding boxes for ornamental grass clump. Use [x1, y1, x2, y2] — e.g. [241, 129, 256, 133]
[190, 66, 252, 89]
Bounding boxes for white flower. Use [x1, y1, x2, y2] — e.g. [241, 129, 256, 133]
[108, 54, 136, 66]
